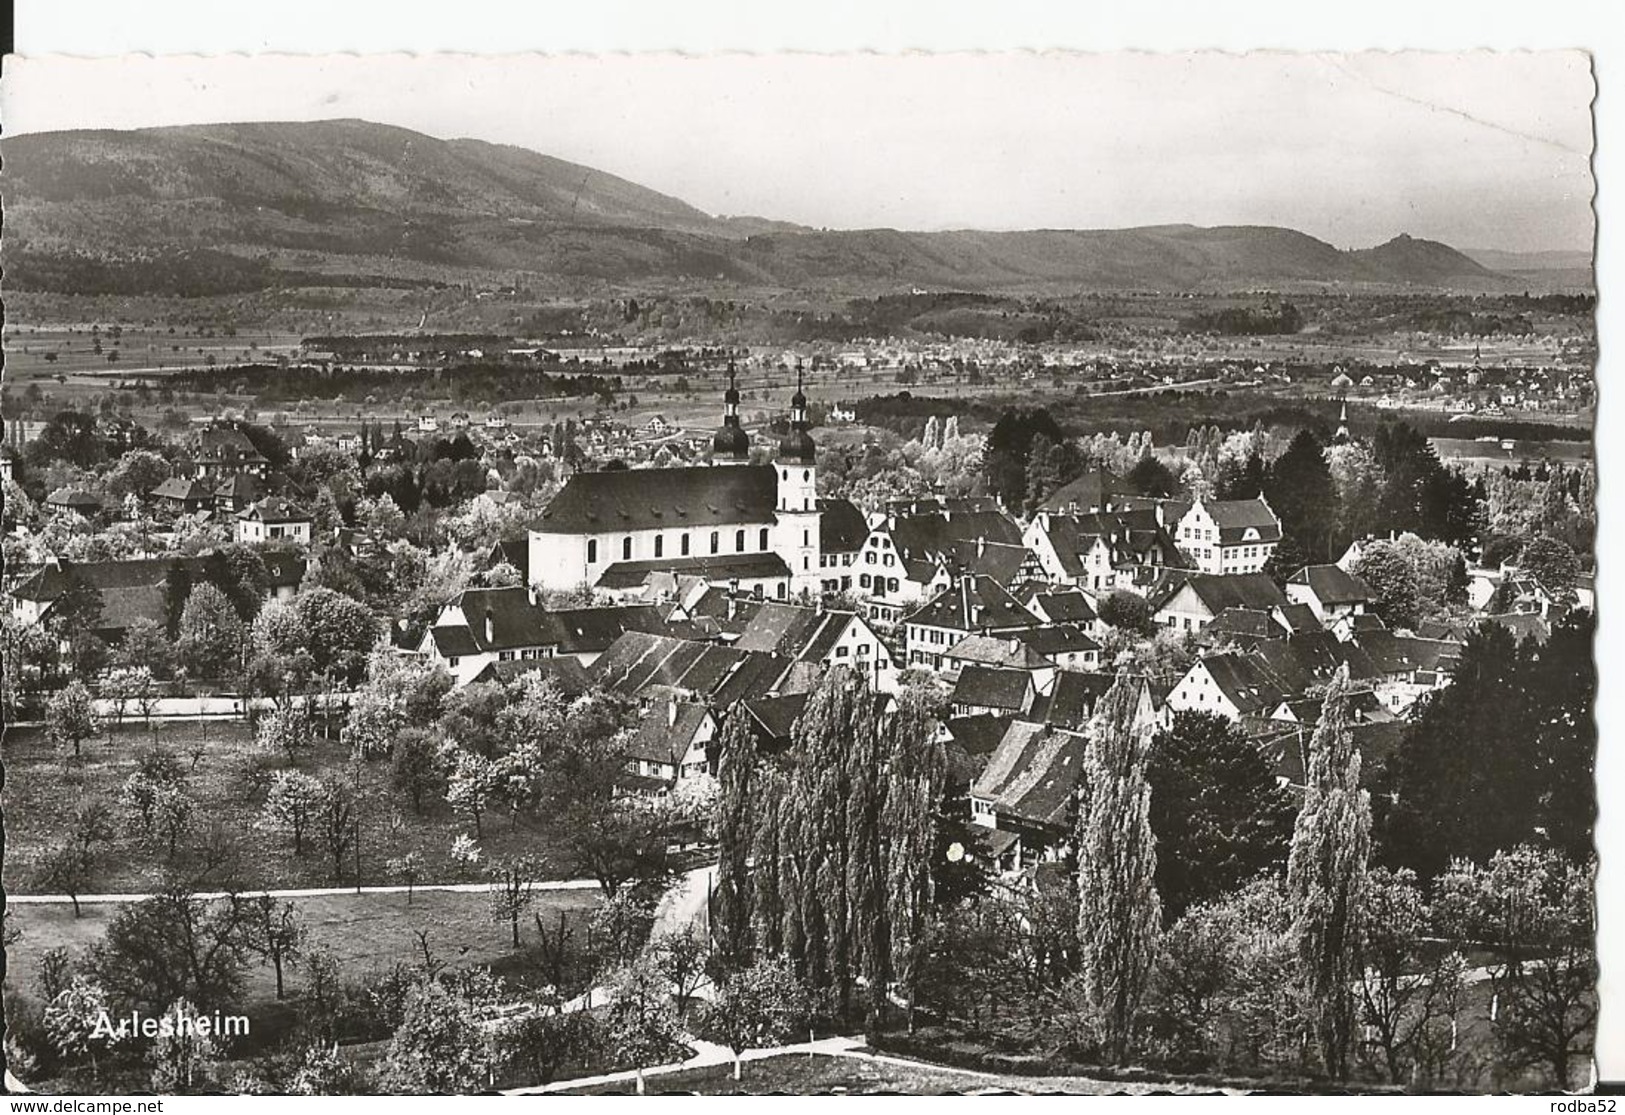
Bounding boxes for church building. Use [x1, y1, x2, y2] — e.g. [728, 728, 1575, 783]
[528, 369, 825, 599]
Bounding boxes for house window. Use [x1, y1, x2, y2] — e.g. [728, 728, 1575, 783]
[623, 537, 633, 561]
[860, 574, 872, 588]
[587, 539, 598, 564]
[866, 552, 876, 564]
[655, 535, 664, 558]
[447, 656, 460, 667]
[736, 529, 746, 552]
[888, 578, 900, 593]
[681, 533, 690, 556]
[760, 527, 769, 550]
[836, 646, 849, 658]
[802, 529, 809, 546]
[710, 532, 720, 555]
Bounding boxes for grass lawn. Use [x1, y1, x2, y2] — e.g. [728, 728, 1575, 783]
[2, 888, 602, 1005]
[562, 1051, 1194, 1095]
[3, 721, 581, 892]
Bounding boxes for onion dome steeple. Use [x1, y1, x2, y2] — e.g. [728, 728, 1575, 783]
[711, 361, 751, 464]
[778, 362, 817, 465]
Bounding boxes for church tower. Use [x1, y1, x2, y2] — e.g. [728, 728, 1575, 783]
[711, 362, 751, 465]
[775, 363, 823, 597]
[1335, 397, 1350, 444]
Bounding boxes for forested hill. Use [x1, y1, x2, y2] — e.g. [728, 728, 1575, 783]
[4, 119, 1517, 294]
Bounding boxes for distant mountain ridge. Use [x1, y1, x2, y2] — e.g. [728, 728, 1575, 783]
[1, 118, 1526, 293]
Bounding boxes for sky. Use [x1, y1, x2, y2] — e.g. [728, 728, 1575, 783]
[0, 50, 1596, 253]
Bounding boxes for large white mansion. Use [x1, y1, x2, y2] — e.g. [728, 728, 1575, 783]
[528, 372, 828, 598]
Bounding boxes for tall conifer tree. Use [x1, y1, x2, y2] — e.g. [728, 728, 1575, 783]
[1075, 672, 1162, 1063]
[1286, 664, 1372, 1081]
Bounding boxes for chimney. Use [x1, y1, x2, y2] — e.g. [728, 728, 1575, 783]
[668, 701, 678, 728]
[976, 536, 986, 558]
[527, 583, 540, 607]
[484, 612, 494, 645]
[960, 577, 972, 625]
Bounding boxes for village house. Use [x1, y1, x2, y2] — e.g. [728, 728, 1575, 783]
[951, 666, 1039, 718]
[1023, 509, 1187, 596]
[815, 497, 869, 594]
[1175, 496, 1282, 575]
[732, 601, 898, 691]
[235, 497, 313, 546]
[856, 504, 1024, 627]
[191, 423, 270, 480]
[1151, 572, 1291, 633]
[1284, 564, 1375, 623]
[1035, 468, 1141, 516]
[618, 698, 719, 799]
[46, 488, 101, 520]
[419, 587, 671, 685]
[902, 575, 1043, 672]
[149, 477, 215, 516]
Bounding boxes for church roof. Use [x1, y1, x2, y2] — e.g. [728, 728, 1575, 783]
[536, 465, 777, 534]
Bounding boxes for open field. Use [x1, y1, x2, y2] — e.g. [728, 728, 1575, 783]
[2, 721, 583, 892]
[1, 887, 601, 1007]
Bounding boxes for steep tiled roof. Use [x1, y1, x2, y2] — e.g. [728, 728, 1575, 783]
[972, 722, 1088, 829]
[1289, 564, 1374, 605]
[238, 496, 309, 523]
[626, 700, 712, 765]
[536, 464, 777, 533]
[906, 576, 1042, 633]
[595, 552, 790, 590]
[1160, 573, 1289, 615]
[1038, 670, 1116, 730]
[1199, 497, 1283, 544]
[1038, 469, 1139, 514]
[945, 633, 1051, 671]
[951, 666, 1034, 712]
[150, 478, 213, 504]
[1024, 589, 1098, 625]
[817, 498, 869, 553]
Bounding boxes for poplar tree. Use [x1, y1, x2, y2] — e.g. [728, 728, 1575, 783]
[1286, 663, 1371, 1081]
[883, 682, 947, 1033]
[1074, 672, 1161, 1064]
[713, 710, 759, 967]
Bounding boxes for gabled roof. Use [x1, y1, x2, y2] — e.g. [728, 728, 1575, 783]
[945, 633, 1052, 671]
[817, 498, 869, 553]
[1354, 630, 1463, 677]
[1192, 497, 1283, 544]
[971, 721, 1088, 829]
[214, 473, 264, 502]
[536, 464, 777, 534]
[885, 510, 1024, 566]
[1023, 589, 1098, 625]
[150, 477, 213, 503]
[1038, 469, 1139, 514]
[946, 539, 1033, 585]
[1039, 670, 1117, 731]
[591, 631, 794, 705]
[595, 552, 790, 590]
[237, 496, 309, 524]
[625, 700, 713, 765]
[740, 691, 811, 745]
[1204, 607, 1288, 643]
[906, 576, 1042, 633]
[442, 589, 667, 655]
[47, 487, 100, 508]
[1157, 572, 1289, 616]
[1276, 603, 1323, 634]
[486, 538, 530, 579]
[1289, 564, 1374, 605]
[951, 666, 1035, 712]
[1196, 653, 1292, 716]
[1011, 624, 1101, 658]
